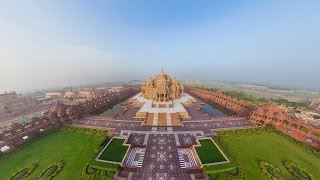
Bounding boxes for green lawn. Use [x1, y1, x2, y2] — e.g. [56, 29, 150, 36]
[98, 138, 128, 162]
[0, 128, 105, 179]
[196, 139, 227, 164]
[219, 130, 320, 179]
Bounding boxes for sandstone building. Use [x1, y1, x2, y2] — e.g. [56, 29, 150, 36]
[141, 70, 184, 102]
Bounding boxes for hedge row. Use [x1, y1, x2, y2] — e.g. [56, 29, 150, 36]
[81, 164, 115, 180]
[61, 126, 110, 137]
[216, 127, 272, 140]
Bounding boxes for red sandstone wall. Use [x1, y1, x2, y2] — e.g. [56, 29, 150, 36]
[186, 88, 256, 116]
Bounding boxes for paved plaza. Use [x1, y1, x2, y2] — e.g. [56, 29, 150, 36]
[129, 134, 192, 180]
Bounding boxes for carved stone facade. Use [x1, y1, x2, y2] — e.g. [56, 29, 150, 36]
[141, 70, 184, 102]
[186, 88, 256, 116]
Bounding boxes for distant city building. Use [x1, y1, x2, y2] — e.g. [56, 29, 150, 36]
[0, 91, 34, 114]
[64, 91, 77, 99]
[45, 92, 62, 99]
[77, 90, 96, 99]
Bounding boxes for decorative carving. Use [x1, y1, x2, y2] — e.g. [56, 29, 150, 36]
[141, 70, 184, 102]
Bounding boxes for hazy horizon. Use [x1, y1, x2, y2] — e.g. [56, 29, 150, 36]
[1, 0, 320, 93]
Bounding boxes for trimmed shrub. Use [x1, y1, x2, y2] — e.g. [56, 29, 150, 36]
[81, 164, 116, 180]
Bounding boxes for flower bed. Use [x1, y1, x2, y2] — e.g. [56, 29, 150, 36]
[38, 161, 64, 179]
[258, 161, 284, 180]
[9, 163, 38, 180]
[283, 161, 315, 180]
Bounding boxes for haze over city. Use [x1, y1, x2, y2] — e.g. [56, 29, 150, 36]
[1, 0, 320, 92]
[1, 1, 320, 179]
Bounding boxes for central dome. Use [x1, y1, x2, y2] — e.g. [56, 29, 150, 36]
[141, 70, 184, 102]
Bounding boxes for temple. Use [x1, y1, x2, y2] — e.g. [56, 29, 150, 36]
[141, 70, 184, 102]
[129, 70, 192, 125]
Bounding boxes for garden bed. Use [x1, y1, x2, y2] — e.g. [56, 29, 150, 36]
[38, 161, 64, 180]
[9, 163, 38, 180]
[258, 161, 284, 180]
[284, 161, 315, 180]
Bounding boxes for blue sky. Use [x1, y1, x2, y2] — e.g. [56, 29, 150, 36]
[0, 0, 319, 92]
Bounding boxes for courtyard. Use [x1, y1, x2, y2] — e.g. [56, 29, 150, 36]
[129, 134, 192, 180]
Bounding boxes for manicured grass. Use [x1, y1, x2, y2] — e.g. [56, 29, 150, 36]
[98, 138, 128, 162]
[0, 128, 105, 179]
[219, 130, 320, 179]
[195, 139, 227, 164]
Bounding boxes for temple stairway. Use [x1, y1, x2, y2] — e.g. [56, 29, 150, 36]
[145, 113, 154, 126]
[152, 112, 158, 126]
[145, 112, 181, 126]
